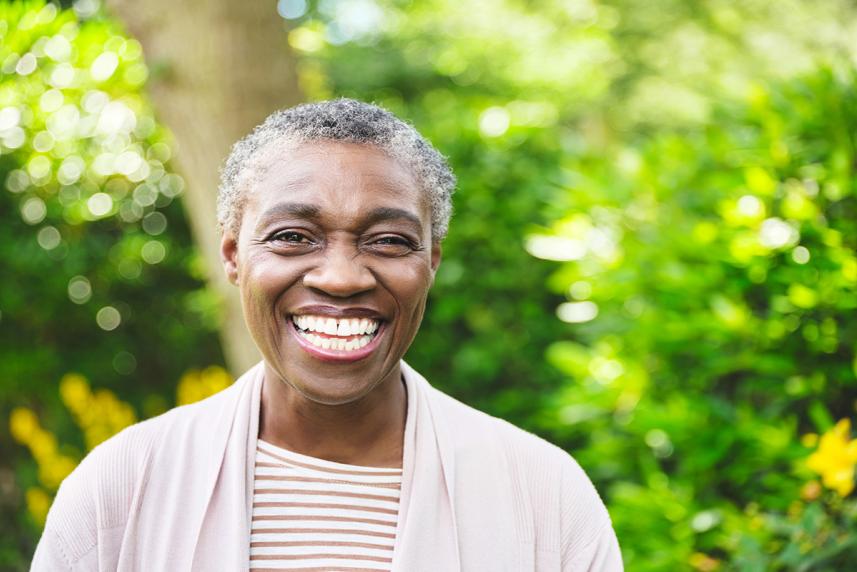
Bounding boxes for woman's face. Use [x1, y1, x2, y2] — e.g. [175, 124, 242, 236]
[221, 141, 441, 405]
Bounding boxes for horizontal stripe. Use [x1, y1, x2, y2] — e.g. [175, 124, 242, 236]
[255, 488, 398, 503]
[251, 519, 396, 534]
[251, 533, 394, 547]
[253, 502, 398, 516]
[253, 474, 402, 490]
[252, 514, 396, 527]
[252, 540, 392, 550]
[258, 447, 402, 478]
[251, 553, 392, 563]
[257, 441, 403, 473]
[255, 474, 402, 487]
[250, 568, 387, 572]
[255, 501, 398, 517]
[251, 549, 392, 560]
[251, 568, 386, 572]
[250, 561, 389, 568]
[253, 494, 399, 509]
[253, 495, 399, 514]
[251, 528, 396, 540]
[251, 546, 392, 558]
[253, 510, 396, 525]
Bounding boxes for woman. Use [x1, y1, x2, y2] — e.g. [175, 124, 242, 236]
[32, 99, 622, 571]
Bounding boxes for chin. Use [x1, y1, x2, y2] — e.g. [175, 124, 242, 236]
[275, 368, 376, 406]
[299, 384, 374, 406]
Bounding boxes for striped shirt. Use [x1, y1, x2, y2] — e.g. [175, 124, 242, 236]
[250, 439, 403, 571]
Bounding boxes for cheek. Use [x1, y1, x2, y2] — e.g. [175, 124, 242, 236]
[384, 262, 434, 313]
[240, 254, 302, 309]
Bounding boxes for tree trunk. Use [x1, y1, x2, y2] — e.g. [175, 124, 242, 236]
[106, 0, 303, 375]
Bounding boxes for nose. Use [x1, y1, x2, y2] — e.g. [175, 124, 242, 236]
[302, 245, 377, 298]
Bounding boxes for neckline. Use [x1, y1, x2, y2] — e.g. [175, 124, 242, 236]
[257, 437, 404, 473]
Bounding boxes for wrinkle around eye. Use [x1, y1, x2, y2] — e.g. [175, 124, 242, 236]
[259, 231, 320, 256]
[363, 236, 422, 256]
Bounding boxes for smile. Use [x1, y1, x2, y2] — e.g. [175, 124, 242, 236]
[291, 315, 380, 352]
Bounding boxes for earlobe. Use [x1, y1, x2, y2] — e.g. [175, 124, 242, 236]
[220, 232, 240, 286]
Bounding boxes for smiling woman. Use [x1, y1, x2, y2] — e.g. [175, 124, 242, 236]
[31, 99, 622, 571]
[223, 141, 439, 415]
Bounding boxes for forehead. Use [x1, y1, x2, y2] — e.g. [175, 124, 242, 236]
[244, 141, 427, 221]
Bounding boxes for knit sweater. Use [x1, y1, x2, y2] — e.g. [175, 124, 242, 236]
[31, 361, 622, 571]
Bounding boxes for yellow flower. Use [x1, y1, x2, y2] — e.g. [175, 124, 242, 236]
[807, 418, 857, 496]
[59, 373, 91, 415]
[9, 407, 39, 444]
[29, 429, 58, 463]
[26, 487, 51, 525]
[176, 366, 232, 405]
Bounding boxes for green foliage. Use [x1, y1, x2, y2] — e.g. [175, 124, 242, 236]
[0, 2, 222, 566]
[540, 68, 857, 570]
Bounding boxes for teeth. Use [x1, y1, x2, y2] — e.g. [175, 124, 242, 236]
[293, 314, 381, 352]
[292, 315, 380, 336]
[337, 320, 352, 336]
[322, 318, 335, 335]
[297, 330, 376, 352]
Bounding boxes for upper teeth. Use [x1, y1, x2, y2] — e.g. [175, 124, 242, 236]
[292, 315, 379, 336]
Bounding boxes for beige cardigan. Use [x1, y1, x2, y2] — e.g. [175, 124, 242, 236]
[32, 361, 622, 571]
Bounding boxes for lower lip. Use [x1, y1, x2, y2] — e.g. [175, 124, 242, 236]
[289, 320, 385, 363]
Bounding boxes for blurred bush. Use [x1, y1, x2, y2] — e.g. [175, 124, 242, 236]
[0, 1, 223, 566]
[533, 68, 857, 570]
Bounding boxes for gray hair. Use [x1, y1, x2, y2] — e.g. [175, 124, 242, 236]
[217, 98, 456, 242]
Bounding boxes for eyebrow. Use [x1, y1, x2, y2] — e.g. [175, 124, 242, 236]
[254, 202, 423, 233]
[255, 202, 321, 232]
[363, 207, 423, 230]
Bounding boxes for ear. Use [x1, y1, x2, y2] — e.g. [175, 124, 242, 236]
[220, 231, 240, 286]
[429, 242, 442, 280]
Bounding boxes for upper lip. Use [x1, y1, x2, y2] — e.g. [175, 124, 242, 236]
[290, 304, 385, 321]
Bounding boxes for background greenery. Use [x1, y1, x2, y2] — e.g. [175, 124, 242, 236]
[3, 0, 857, 569]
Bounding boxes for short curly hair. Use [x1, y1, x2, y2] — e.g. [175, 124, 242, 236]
[217, 98, 456, 242]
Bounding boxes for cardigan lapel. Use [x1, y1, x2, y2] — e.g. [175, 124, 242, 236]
[190, 363, 264, 571]
[125, 366, 258, 571]
[400, 362, 521, 571]
[393, 362, 461, 571]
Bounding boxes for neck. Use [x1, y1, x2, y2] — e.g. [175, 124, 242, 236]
[258, 365, 407, 468]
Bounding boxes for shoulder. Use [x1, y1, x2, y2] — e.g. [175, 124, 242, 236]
[32, 416, 159, 568]
[65, 378, 241, 494]
[426, 384, 619, 565]
[33, 380, 244, 568]
[427, 382, 582, 472]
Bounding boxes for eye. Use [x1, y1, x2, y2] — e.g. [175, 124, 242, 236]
[269, 230, 314, 245]
[376, 236, 409, 246]
[367, 235, 418, 256]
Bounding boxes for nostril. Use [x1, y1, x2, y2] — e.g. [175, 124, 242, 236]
[302, 262, 376, 297]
